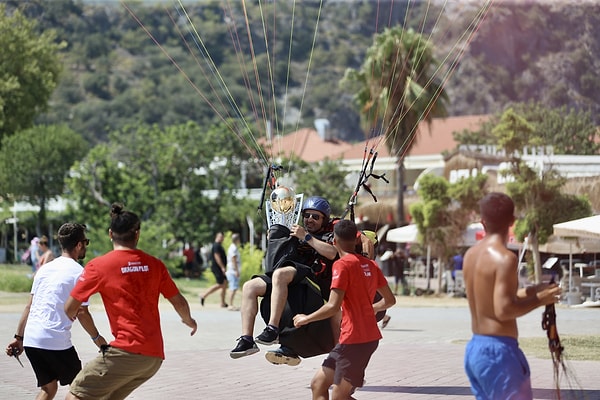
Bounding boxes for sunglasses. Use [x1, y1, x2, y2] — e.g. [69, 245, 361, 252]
[81, 238, 90, 246]
[303, 212, 322, 221]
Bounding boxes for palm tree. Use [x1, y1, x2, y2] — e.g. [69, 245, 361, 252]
[345, 27, 449, 226]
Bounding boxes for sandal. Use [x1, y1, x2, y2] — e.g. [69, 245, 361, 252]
[381, 314, 391, 329]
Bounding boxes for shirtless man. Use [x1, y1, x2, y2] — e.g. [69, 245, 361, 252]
[463, 192, 561, 400]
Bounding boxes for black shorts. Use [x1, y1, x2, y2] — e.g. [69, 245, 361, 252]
[322, 341, 379, 388]
[25, 346, 82, 387]
[210, 265, 227, 284]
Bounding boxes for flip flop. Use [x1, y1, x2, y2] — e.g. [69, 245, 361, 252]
[381, 315, 391, 329]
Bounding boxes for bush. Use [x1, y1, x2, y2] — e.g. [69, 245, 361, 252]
[202, 236, 265, 287]
[239, 243, 264, 285]
[0, 267, 33, 293]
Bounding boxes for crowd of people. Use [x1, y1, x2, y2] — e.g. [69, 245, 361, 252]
[5, 192, 560, 400]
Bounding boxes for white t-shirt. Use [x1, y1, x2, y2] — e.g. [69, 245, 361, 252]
[24, 256, 86, 350]
[226, 243, 241, 273]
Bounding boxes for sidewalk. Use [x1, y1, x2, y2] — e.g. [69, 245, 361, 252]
[2, 296, 599, 399]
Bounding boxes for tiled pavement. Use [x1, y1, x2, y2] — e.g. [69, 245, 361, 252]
[2, 294, 600, 399]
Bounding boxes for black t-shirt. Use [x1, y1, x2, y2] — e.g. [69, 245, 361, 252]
[211, 242, 226, 269]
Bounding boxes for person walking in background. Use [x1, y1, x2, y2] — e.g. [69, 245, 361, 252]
[5, 223, 105, 400]
[182, 242, 195, 280]
[30, 237, 41, 273]
[200, 232, 229, 308]
[226, 233, 242, 310]
[391, 249, 408, 295]
[452, 251, 464, 281]
[463, 192, 560, 400]
[37, 235, 55, 268]
[64, 203, 197, 400]
[293, 219, 396, 400]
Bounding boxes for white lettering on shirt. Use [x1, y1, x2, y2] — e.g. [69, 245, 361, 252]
[121, 261, 149, 274]
[361, 263, 372, 276]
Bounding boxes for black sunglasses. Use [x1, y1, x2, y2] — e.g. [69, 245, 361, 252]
[303, 212, 322, 221]
[81, 238, 90, 246]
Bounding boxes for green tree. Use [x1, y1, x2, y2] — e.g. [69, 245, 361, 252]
[493, 109, 592, 282]
[285, 157, 353, 217]
[510, 102, 600, 155]
[65, 121, 264, 271]
[344, 27, 448, 226]
[0, 4, 64, 142]
[0, 124, 88, 233]
[453, 102, 600, 155]
[410, 173, 487, 294]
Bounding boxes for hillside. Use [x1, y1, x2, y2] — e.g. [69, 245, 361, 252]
[7, 0, 600, 146]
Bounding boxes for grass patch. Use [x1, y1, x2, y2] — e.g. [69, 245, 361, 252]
[0, 264, 33, 292]
[519, 335, 600, 361]
[172, 277, 209, 297]
[0, 263, 256, 306]
[454, 335, 600, 361]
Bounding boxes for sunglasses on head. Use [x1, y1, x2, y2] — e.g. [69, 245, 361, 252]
[303, 212, 322, 221]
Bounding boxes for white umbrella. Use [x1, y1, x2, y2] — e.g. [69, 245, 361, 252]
[386, 224, 418, 244]
[553, 215, 600, 239]
[553, 215, 600, 303]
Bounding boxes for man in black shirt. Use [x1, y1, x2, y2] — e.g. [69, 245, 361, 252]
[200, 232, 228, 308]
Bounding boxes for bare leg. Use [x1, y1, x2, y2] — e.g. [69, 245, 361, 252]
[37, 380, 58, 400]
[202, 282, 224, 300]
[229, 289, 237, 308]
[240, 278, 267, 336]
[268, 266, 296, 327]
[311, 366, 334, 400]
[331, 378, 354, 400]
[220, 283, 227, 306]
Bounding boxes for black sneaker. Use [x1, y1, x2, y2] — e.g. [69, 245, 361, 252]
[230, 337, 259, 359]
[255, 327, 279, 345]
[265, 346, 301, 366]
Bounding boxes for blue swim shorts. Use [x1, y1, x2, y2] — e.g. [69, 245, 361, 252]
[464, 334, 532, 400]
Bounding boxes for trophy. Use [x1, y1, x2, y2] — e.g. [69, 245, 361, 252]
[265, 186, 303, 229]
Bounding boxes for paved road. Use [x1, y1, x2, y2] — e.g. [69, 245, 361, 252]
[1, 294, 599, 399]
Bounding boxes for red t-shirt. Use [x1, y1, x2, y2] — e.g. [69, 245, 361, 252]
[183, 247, 194, 263]
[331, 253, 387, 344]
[70, 249, 180, 359]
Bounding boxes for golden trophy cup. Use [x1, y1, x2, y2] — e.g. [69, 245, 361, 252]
[265, 186, 303, 229]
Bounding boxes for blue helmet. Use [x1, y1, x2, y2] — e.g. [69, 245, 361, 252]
[302, 196, 331, 220]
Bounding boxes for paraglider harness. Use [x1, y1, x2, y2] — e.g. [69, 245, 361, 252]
[256, 165, 337, 358]
[256, 226, 336, 357]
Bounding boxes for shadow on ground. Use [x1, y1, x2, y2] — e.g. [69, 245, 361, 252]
[360, 385, 599, 399]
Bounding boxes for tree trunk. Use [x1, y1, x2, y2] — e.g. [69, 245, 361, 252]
[529, 232, 543, 284]
[37, 196, 47, 237]
[437, 258, 444, 295]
